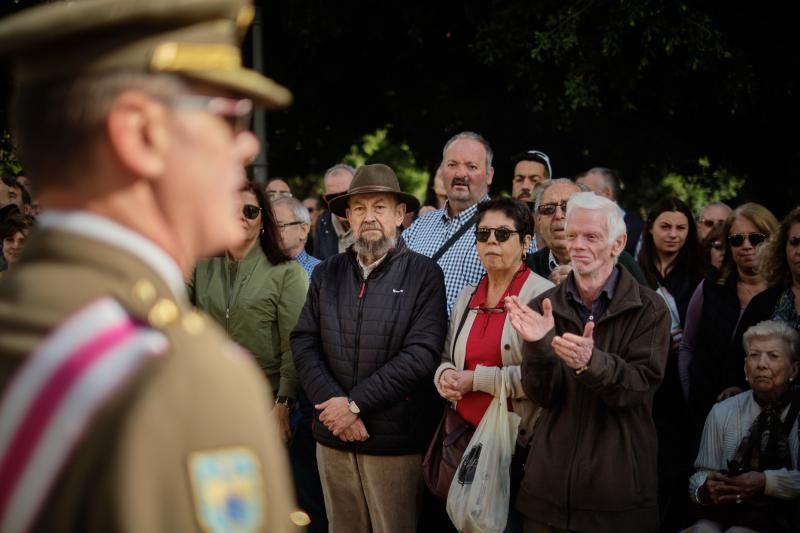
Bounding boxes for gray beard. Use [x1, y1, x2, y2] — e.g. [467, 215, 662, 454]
[354, 229, 398, 263]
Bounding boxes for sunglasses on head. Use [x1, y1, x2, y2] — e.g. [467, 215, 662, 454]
[243, 204, 262, 220]
[537, 200, 568, 216]
[526, 149, 553, 177]
[727, 232, 767, 248]
[698, 218, 725, 229]
[475, 227, 519, 243]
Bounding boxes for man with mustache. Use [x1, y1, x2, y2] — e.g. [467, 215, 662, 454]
[403, 131, 494, 316]
[527, 179, 647, 286]
[292, 164, 447, 532]
[512, 149, 552, 204]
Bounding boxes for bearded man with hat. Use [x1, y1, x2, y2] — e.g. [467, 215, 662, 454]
[0, 1, 305, 532]
[291, 163, 447, 532]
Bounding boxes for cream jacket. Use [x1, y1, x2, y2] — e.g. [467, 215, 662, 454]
[434, 270, 554, 447]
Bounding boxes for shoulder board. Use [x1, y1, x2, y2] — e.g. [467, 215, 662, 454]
[0, 297, 168, 533]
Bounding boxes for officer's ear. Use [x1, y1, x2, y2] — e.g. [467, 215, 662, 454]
[106, 90, 168, 180]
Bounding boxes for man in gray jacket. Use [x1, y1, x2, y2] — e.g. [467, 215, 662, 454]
[506, 192, 671, 533]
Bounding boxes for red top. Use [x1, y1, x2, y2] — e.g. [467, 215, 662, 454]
[456, 266, 531, 428]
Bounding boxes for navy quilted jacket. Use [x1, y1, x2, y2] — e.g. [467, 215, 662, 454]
[291, 238, 447, 455]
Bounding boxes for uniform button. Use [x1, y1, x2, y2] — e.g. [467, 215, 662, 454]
[504, 344, 511, 351]
[148, 299, 179, 327]
[132, 279, 156, 305]
[182, 311, 205, 335]
[290, 510, 311, 526]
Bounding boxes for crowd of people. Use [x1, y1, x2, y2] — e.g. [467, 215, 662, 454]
[1, 1, 800, 533]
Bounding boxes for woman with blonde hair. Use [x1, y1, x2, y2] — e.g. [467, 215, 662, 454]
[680, 203, 782, 458]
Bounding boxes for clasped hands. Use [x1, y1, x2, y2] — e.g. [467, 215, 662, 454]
[438, 369, 474, 402]
[315, 396, 369, 442]
[701, 471, 765, 505]
[505, 296, 594, 371]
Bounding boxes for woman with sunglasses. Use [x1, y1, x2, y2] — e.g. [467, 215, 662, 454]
[433, 197, 553, 531]
[760, 207, 800, 330]
[636, 197, 704, 530]
[188, 182, 308, 444]
[679, 203, 781, 464]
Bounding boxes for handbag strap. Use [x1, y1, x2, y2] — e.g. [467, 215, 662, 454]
[431, 214, 477, 263]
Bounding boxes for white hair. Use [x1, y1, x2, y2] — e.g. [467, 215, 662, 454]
[271, 196, 310, 224]
[565, 191, 627, 246]
[743, 320, 800, 362]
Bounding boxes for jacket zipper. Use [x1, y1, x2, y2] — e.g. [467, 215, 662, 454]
[352, 279, 367, 389]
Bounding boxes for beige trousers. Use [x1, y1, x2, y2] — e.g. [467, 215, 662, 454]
[316, 444, 423, 533]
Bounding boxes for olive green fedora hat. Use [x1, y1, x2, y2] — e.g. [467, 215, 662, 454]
[328, 164, 421, 218]
[0, 0, 292, 109]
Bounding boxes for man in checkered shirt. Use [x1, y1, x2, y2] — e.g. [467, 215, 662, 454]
[403, 131, 495, 316]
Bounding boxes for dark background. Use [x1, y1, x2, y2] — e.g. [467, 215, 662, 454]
[2, 0, 799, 216]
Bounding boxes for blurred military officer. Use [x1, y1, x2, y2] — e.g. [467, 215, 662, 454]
[0, 1, 306, 532]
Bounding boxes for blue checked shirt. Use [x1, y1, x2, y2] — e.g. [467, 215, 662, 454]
[403, 197, 489, 317]
[295, 250, 321, 281]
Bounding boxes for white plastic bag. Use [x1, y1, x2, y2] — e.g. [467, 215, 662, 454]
[446, 372, 521, 533]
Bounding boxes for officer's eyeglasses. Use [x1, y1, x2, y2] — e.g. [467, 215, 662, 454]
[166, 95, 253, 133]
[243, 204, 262, 220]
[537, 201, 568, 216]
[697, 218, 725, 229]
[727, 232, 767, 248]
[475, 227, 519, 243]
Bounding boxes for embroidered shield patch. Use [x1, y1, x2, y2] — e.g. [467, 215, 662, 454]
[188, 447, 264, 533]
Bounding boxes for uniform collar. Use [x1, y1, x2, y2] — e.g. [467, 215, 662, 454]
[37, 210, 186, 300]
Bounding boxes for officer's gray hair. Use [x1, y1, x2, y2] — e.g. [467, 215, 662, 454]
[12, 71, 187, 186]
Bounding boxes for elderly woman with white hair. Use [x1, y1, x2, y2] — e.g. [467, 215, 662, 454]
[685, 320, 800, 533]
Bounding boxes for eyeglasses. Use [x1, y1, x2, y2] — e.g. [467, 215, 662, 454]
[243, 204, 262, 220]
[526, 149, 552, 177]
[698, 218, 725, 229]
[277, 221, 305, 230]
[727, 232, 767, 247]
[165, 95, 253, 133]
[537, 200, 568, 216]
[475, 227, 519, 243]
[468, 305, 505, 314]
[267, 190, 293, 199]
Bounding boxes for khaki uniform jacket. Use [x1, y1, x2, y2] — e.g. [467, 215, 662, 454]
[0, 226, 300, 533]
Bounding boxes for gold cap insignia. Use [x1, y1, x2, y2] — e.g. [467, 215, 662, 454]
[290, 511, 311, 526]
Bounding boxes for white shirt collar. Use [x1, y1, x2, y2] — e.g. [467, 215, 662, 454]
[37, 210, 186, 300]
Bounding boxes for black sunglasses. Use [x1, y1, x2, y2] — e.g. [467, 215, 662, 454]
[727, 232, 767, 248]
[243, 204, 262, 220]
[537, 200, 568, 216]
[475, 227, 519, 243]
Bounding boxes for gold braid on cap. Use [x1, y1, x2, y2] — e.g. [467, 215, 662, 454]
[150, 42, 241, 72]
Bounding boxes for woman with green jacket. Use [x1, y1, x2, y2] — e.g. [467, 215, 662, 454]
[188, 181, 308, 442]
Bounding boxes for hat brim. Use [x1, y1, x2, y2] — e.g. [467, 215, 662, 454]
[182, 67, 292, 110]
[328, 187, 420, 218]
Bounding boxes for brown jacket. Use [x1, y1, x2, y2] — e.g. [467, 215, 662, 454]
[516, 267, 670, 533]
[0, 227, 301, 533]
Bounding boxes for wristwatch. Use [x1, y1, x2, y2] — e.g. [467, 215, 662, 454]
[347, 397, 361, 414]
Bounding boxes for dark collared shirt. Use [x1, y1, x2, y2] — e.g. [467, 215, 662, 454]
[565, 266, 620, 326]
